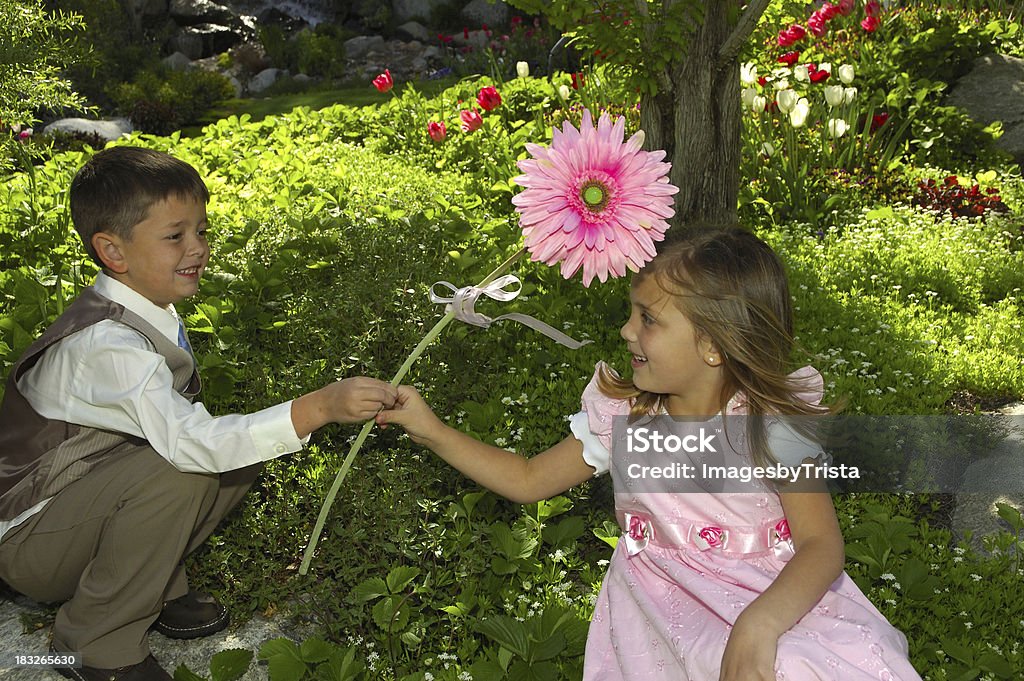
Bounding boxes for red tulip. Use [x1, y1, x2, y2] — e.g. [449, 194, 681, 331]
[372, 69, 393, 93]
[777, 24, 807, 47]
[870, 112, 889, 132]
[865, 1, 881, 17]
[459, 108, 483, 133]
[778, 51, 800, 66]
[861, 15, 880, 32]
[476, 85, 502, 111]
[838, 0, 855, 14]
[810, 68, 830, 83]
[820, 3, 840, 20]
[571, 72, 585, 90]
[428, 121, 447, 142]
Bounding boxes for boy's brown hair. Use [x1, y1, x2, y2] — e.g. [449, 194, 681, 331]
[70, 146, 209, 266]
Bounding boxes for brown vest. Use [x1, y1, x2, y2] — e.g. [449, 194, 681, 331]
[0, 288, 200, 522]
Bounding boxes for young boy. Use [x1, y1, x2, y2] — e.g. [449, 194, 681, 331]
[0, 146, 397, 681]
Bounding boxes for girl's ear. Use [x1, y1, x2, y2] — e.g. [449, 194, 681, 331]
[698, 333, 722, 367]
[92, 232, 128, 274]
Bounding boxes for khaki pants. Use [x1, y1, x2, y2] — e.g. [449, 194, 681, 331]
[0, 447, 261, 668]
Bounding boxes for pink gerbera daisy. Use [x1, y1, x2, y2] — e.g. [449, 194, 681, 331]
[511, 110, 678, 287]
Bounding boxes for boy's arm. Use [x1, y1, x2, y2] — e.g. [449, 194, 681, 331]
[376, 386, 595, 503]
[290, 377, 398, 439]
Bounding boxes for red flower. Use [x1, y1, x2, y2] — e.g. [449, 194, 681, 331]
[427, 121, 447, 142]
[774, 519, 791, 542]
[757, 75, 769, 87]
[777, 23, 807, 47]
[777, 51, 800, 66]
[870, 112, 889, 132]
[861, 15, 880, 32]
[476, 85, 502, 111]
[865, 0, 882, 17]
[372, 69, 393, 93]
[838, 0, 855, 14]
[808, 13, 827, 37]
[810, 68, 831, 83]
[820, 2, 840, 19]
[571, 72, 585, 90]
[463, 26, 469, 39]
[459, 108, 483, 133]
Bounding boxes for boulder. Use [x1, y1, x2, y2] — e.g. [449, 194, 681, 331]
[44, 118, 134, 142]
[947, 53, 1024, 162]
[344, 34, 385, 59]
[391, 0, 448, 24]
[162, 50, 194, 70]
[460, 0, 509, 27]
[248, 67, 286, 93]
[395, 20, 432, 43]
[169, 0, 237, 25]
[168, 23, 244, 59]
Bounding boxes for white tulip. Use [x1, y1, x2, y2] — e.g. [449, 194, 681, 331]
[824, 85, 845, 108]
[516, 61, 529, 78]
[772, 78, 791, 91]
[818, 62, 832, 75]
[558, 84, 571, 100]
[794, 65, 810, 83]
[740, 62, 758, 86]
[844, 87, 858, 104]
[776, 89, 799, 114]
[838, 64, 855, 84]
[828, 118, 850, 138]
[741, 87, 758, 109]
[752, 94, 768, 113]
[790, 98, 810, 127]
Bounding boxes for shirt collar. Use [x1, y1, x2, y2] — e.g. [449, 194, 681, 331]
[93, 272, 181, 345]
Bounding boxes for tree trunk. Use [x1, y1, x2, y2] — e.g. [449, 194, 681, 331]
[640, 2, 746, 237]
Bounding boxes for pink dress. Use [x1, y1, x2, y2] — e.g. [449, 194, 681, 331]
[569, 363, 922, 681]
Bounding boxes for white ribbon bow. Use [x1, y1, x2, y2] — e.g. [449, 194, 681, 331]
[429, 274, 591, 350]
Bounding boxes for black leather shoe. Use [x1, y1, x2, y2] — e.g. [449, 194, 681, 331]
[52, 650, 172, 681]
[152, 589, 229, 639]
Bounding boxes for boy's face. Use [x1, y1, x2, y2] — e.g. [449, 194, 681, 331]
[102, 195, 210, 308]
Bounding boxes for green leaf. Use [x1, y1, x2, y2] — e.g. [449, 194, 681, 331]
[385, 565, 420, 593]
[173, 664, 207, 681]
[299, 638, 334, 664]
[258, 638, 301, 661]
[477, 615, 531, 659]
[267, 654, 308, 681]
[593, 520, 621, 549]
[542, 515, 586, 547]
[995, 502, 1024, 533]
[372, 595, 410, 632]
[351, 577, 388, 603]
[209, 649, 253, 681]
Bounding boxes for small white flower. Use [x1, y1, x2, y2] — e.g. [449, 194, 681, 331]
[794, 64, 810, 82]
[827, 118, 849, 138]
[843, 87, 857, 104]
[516, 61, 529, 78]
[789, 98, 810, 127]
[881, 573, 896, 581]
[838, 64, 855, 84]
[752, 94, 768, 114]
[824, 85, 845, 108]
[558, 84, 571, 100]
[740, 61, 758, 86]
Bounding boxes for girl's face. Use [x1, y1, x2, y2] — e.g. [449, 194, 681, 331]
[620, 275, 725, 417]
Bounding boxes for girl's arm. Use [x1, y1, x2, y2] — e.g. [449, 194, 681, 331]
[376, 385, 597, 503]
[719, 468, 846, 681]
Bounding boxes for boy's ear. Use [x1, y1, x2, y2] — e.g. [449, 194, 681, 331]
[91, 232, 128, 274]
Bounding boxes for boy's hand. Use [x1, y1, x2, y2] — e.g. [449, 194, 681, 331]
[323, 377, 398, 423]
[375, 385, 447, 446]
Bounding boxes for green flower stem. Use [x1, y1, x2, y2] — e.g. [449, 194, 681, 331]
[299, 246, 528, 575]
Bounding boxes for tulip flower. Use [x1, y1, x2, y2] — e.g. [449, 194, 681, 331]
[372, 69, 393, 93]
[778, 51, 800, 66]
[865, 1, 881, 17]
[516, 61, 530, 78]
[820, 3, 840, 19]
[740, 62, 758, 86]
[810, 67, 831, 83]
[459, 108, 483, 133]
[477, 85, 502, 111]
[794, 65, 810, 83]
[761, 142, 776, 157]
[428, 121, 447, 142]
[776, 88, 799, 114]
[838, 0, 855, 14]
[838, 64, 855, 84]
[861, 15, 880, 32]
[827, 118, 849, 138]
[871, 112, 890, 132]
[16, 127, 33, 141]
[741, 87, 758, 109]
[558, 84, 571, 100]
[777, 24, 807, 47]
[824, 85, 844, 108]
[789, 98, 810, 127]
[752, 94, 768, 113]
[843, 87, 858, 104]
[807, 13, 827, 37]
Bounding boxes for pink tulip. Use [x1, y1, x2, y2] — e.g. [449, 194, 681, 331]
[427, 121, 447, 142]
[372, 69, 393, 93]
[459, 108, 483, 133]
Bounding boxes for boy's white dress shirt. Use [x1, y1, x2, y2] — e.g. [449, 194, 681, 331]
[2, 272, 306, 541]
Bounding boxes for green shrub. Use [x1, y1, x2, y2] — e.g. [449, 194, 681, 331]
[109, 67, 236, 134]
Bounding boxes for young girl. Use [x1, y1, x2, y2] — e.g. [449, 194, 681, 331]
[377, 227, 921, 680]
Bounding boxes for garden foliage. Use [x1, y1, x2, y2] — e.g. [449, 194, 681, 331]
[3, 2, 1024, 679]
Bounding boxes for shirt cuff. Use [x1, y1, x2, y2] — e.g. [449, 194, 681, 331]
[249, 400, 305, 460]
[569, 411, 609, 476]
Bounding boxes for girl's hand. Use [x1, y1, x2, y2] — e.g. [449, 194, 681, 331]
[719, 614, 779, 681]
[375, 385, 447, 446]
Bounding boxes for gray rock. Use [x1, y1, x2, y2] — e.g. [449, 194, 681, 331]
[460, 0, 509, 27]
[43, 118, 133, 142]
[391, 0, 448, 24]
[947, 53, 1024, 162]
[248, 67, 285, 93]
[343, 35, 385, 59]
[395, 20, 431, 43]
[170, 0, 237, 25]
[169, 23, 244, 60]
[162, 50, 194, 71]
[952, 403, 1024, 549]
[0, 590, 313, 680]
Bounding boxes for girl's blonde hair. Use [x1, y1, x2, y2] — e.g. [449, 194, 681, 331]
[598, 226, 833, 467]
